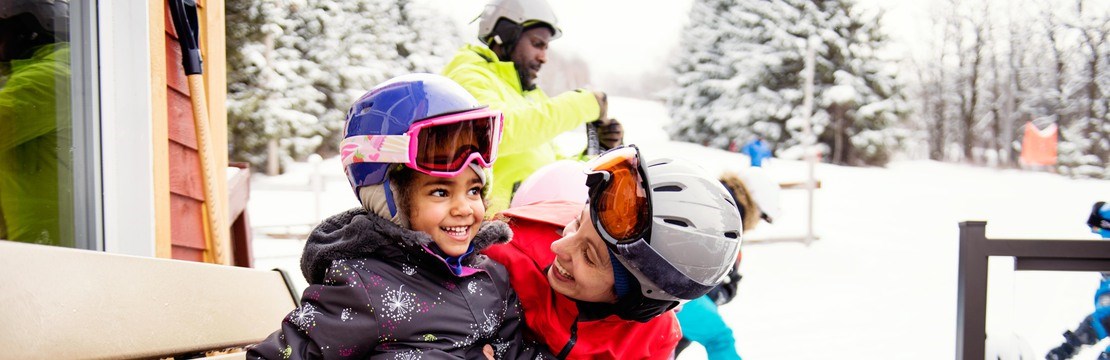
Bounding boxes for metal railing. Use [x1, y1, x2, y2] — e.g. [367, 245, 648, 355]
[955, 221, 1110, 359]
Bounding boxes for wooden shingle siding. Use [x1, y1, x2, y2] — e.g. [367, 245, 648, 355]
[164, 0, 207, 261]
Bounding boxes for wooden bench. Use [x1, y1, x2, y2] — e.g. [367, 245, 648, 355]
[0, 240, 298, 359]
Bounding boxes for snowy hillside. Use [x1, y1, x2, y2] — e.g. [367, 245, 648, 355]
[248, 96, 1110, 359]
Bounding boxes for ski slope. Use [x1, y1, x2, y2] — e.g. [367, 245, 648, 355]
[249, 96, 1110, 359]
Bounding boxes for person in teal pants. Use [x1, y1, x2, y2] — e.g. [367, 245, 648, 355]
[676, 293, 742, 360]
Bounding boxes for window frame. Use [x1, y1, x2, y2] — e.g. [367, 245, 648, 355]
[97, 1, 157, 256]
[70, 0, 102, 251]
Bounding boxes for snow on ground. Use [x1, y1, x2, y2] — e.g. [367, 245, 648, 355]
[248, 96, 1110, 359]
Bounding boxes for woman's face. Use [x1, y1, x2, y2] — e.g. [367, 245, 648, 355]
[547, 206, 618, 303]
[406, 168, 485, 257]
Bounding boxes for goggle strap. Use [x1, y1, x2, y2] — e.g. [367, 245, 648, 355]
[585, 171, 610, 188]
[616, 240, 714, 300]
[340, 135, 411, 167]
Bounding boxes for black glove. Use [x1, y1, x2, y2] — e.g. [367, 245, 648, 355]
[1088, 201, 1108, 232]
[596, 118, 624, 150]
[707, 264, 742, 306]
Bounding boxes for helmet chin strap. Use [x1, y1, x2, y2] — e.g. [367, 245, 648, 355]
[384, 176, 397, 217]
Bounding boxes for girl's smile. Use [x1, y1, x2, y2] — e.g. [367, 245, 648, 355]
[406, 168, 486, 258]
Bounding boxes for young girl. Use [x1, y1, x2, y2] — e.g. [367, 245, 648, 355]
[249, 74, 547, 359]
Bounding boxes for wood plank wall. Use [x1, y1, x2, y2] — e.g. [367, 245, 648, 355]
[157, 0, 229, 263]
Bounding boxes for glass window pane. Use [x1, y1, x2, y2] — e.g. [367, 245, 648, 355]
[0, 1, 76, 247]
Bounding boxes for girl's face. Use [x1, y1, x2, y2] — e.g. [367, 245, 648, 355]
[547, 206, 618, 303]
[407, 168, 486, 257]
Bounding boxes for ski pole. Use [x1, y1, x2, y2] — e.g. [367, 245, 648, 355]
[169, 0, 231, 265]
[586, 121, 601, 157]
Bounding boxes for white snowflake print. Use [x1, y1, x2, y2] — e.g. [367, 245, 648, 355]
[381, 285, 417, 322]
[476, 309, 501, 338]
[452, 309, 502, 347]
[401, 263, 416, 276]
[467, 280, 480, 295]
[451, 332, 478, 348]
[288, 303, 321, 332]
[393, 349, 422, 360]
[340, 308, 354, 322]
[491, 340, 510, 359]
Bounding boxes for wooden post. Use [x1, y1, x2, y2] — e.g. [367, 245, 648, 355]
[955, 221, 987, 360]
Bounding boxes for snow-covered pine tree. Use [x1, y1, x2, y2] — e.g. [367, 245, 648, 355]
[665, 0, 739, 148]
[1055, 1, 1109, 178]
[809, 0, 908, 166]
[666, 0, 907, 166]
[227, 0, 462, 171]
[228, 0, 327, 171]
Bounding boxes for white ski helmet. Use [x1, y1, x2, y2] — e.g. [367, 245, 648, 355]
[476, 0, 562, 46]
[616, 158, 744, 302]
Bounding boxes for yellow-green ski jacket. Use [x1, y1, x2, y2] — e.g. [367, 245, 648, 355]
[442, 44, 599, 215]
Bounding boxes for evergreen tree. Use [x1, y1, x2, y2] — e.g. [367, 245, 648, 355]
[226, 0, 462, 171]
[227, 0, 327, 171]
[666, 0, 907, 166]
[1056, 3, 1109, 178]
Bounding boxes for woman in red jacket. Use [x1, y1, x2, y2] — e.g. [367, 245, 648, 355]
[485, 145, 745, 359]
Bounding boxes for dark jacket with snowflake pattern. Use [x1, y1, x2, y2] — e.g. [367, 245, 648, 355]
[248, 208, 550, 359]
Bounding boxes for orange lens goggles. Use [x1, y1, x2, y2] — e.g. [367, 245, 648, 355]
[585, 145, 652, 245]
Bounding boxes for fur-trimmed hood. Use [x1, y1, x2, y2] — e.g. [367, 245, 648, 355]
[300, 207, 512, 284]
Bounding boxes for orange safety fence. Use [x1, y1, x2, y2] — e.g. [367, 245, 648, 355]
[1020, 121, 1057, 166]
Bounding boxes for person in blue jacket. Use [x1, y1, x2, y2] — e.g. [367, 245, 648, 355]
[1046, 201, 1110, 360]
[741, 137, 772, 167]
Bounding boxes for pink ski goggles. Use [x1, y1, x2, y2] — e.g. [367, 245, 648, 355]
[340, 108, 504, 177]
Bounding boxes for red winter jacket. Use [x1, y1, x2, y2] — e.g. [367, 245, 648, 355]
[485, 201, 682, 360]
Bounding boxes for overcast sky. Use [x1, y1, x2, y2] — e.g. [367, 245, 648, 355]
[434, 0, 1105, 85]
[436, 0, 697, 79]
[434, 0, 935, 78]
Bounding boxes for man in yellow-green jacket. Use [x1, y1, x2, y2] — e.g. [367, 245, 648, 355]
[442, 0, 623, 215]
[0, 1, 73, 246]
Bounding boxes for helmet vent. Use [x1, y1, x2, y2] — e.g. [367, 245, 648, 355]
[662, 218, 690, 227]
[654, 185, 684, 192]
[358, 104, 374, 116]
[724, 231, 740, 239]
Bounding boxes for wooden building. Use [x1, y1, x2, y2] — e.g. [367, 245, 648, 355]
[0, 1, 248, 265]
